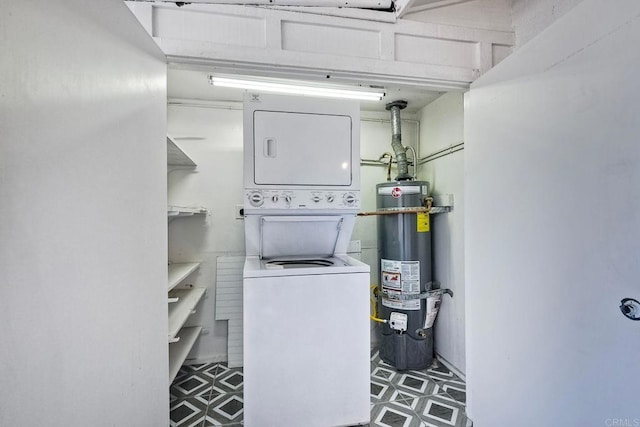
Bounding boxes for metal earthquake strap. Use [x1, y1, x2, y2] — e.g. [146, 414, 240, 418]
[380, 287, 453, 301]
[358, 198, 433, 216]
[381, 291, 430, 301]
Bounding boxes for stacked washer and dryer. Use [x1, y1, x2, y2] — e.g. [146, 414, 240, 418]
[242, 93, 371, 427]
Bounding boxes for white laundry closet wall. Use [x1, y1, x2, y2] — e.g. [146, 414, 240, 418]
[417, 92, 466, 375]
[1, 2, 168, 426]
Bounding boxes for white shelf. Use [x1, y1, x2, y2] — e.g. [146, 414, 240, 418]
[166, 135, 205, 383]
[168, 206, 207, 218]
[169, 326, 202, 383]
[167, 136, 197, 167]
[168, 287, 206, 342]
[168, 262, 201, 291]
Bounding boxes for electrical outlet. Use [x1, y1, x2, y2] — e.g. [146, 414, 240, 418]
[235, 204, 245, 219]
[347, 240, 361, 253]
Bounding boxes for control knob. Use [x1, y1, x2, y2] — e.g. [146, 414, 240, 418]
[248, 191, 264, 207]
[272, 195, 279, 203]
[327, 195, 334, 203]
[312, 195, 321, 203]
[284, 195, 292, 204]
[343, 192, 357, 206]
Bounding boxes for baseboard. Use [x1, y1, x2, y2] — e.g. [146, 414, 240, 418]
[434, 352, 465, 382]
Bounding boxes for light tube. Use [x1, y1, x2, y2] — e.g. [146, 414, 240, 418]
[209, 75, 384, 101]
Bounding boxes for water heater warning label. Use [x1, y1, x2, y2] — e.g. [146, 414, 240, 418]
[381, 271, 402, 290]
[416, 212, 430, 232]
[381, 259, 421, 311]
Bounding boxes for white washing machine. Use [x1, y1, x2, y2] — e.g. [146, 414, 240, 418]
[243, 247, 370, 426]
[242, 94, 370, 426]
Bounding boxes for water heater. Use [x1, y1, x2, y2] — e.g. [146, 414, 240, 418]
[377, 181, 433, 370]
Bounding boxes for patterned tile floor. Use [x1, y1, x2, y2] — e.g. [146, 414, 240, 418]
[170, 349, 467, 427]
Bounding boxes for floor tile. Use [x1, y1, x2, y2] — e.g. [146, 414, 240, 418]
[175, 363, 219, 383]
[387, 392, 422, 413]
[214, 368, 244, 393]
[371, 378, 398, 404]
[171, 371, 215, 399]
[426, 361, 458, 383]
[170, 395, 209, 427]
[439, 380, 466, 406]
[371, 365, 398, 382]
[211, 362, 231, 377]
[390, 371, 441, 397]
[203, 392, 244, 426]
[183, 363, 218, 374]
[371, 402, 423, 427]
[170, 350, 469, 427]
[413, 394, 467, 427]
[372, 359, 398, 371]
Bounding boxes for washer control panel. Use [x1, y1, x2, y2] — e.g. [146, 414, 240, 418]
[245, 189, 360, 210]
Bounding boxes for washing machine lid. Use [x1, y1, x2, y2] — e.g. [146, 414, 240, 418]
[243, 254, 370, 277]
[260, 215, 344, 259]
[265, 258, 336, 269]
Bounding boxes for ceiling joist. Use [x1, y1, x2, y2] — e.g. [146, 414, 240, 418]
[148, 0, 392, 8]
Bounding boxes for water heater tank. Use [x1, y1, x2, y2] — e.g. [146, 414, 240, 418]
[377, 181, 433, 370]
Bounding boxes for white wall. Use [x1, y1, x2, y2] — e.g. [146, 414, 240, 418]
[510, 0, 583, 48]
[0, 2, 168, 426]
[417, 92, 466, 374]
[465, 1, 640, 425]
[167, 102, 418, 360]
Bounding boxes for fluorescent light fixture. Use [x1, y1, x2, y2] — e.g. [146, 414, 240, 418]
[208, 75, 384, 101]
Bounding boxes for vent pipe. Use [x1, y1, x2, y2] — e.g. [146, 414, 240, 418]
[386, 100, 411, 181]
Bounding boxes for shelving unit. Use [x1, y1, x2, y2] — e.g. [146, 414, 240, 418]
[169, 262, 201, 291]
[169, 326, 203, 382]
[167, 136, 196, 167]
[168, 287, 207, 342]
[167, 137, 207, 383]
[168, 206, 208, 218]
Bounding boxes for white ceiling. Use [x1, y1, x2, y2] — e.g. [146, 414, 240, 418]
[167, 66, 447, 114]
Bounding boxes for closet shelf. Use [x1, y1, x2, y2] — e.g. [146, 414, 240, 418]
[168, 262, 201, 291]
[167, 136, 197, 167]
[169, 326, 202, 383]
[168, 206, 208, 218]
[168, 287, 206, 342]
[166, 134, 205, 386]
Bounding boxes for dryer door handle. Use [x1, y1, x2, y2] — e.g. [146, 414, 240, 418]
[264, 138, 277, 158]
